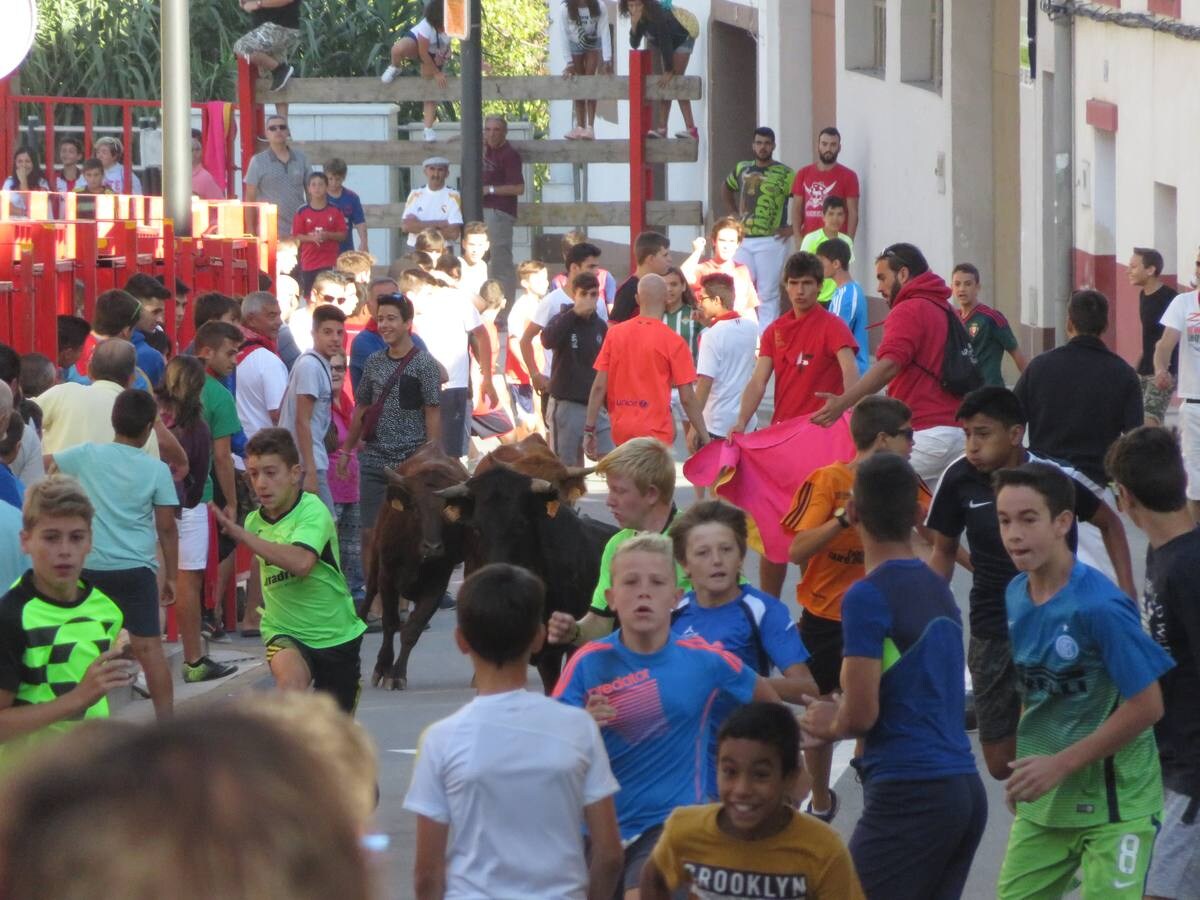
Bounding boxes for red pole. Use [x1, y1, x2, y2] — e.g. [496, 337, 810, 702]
[122, 105, 133, 194]
[628, 49, 652, 270]
[42, 102, 54, 187]
[236, 58, 258, 197]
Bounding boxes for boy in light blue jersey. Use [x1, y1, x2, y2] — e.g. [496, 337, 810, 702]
[668, 499, 815, 798]
[815, 237, 869, 374]
[994, 462, 1174, 899]
[551, 533, 779, 895]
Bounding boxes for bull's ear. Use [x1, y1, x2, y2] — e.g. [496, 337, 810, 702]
[566, 486, 584, 503]
[442, 500, 473, 523]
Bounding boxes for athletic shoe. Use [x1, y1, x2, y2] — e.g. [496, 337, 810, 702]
[565, 126, 583, 140]
[438, 591, 456, 610]
[423, 127, 437, 142]
[805, 788, 839, 824]
[182, 656, 239, 684]
[645, 128, 667, 139]
[674, 127, 699, 140]
[269, 64, 294, 92]
[201, 612, 229, 642]
[380, 65, 401, 84]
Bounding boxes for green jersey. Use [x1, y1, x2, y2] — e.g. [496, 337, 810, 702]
[961, 303, 1019, 387]
[1006, 562, 1173, 828]
[724, 161, 794, 237]
[662, 306, 702, 360]
[246, 492, 366, 649]
[200, 375, 242, 504]
[0, 574, 123, 738]
[799, 229, 854, 304]
[590, 508, 690, 615]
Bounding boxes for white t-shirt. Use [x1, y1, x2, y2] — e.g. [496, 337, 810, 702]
[1161, 290, 1200, 399]
[403, 185, 464, 247]
[459, 257, 489, 297]
[532, 287, 609, 377]
[403, 690, 619, 900]
[234, 346, 289, 469]
[412, 290, 483, 390]
[410, 18, 452, 67]
[696, 314, 760, 436]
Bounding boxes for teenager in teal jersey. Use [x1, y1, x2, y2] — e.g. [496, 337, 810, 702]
[994, 463, 1173, 899]
[0, 475, 132, 749]
[213, 428, 366, 714]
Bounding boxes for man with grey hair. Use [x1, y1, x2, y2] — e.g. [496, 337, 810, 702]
[402, 156, 463, 248]
[584, 274, 710, 459]
[244, 115, 308, 238]
[235, 292, 288, 456]
[482, 115, 525, 303]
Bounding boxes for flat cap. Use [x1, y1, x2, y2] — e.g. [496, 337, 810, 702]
[422, 156, 450, 168]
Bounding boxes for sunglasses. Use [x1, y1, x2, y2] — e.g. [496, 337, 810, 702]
[330, 364, 347, 372]
[267, 124, 289, 132]
[890, 427, 915, 440]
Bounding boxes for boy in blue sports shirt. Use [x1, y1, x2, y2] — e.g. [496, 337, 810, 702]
[994, 462, 1173, 899]
[552, 533, 780, 898]
[802, 452, 986, 900]
[668, 499, 816, 798]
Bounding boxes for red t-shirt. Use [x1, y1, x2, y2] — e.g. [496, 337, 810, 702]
[790, 163, 860, 235]
[875, 286, 961, 430]
[75, 333, 100, 379]
[293, 203, 345, 272]
[760, 305, 857, 423]
[594, 317, 697, 445]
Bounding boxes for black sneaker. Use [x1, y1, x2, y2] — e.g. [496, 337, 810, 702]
[201, 612, 229, 642]
[438, 591, 456, 610]
[183, 656, 239, 684]
[805, 789, 839, 824]
[269, 63, 294, 92]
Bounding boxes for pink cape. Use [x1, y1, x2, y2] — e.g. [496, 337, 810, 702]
[683, 414, 856, 564]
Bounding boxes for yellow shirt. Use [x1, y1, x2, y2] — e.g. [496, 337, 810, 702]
[652, 803, 864, 899]
[35, 380, 159, 458]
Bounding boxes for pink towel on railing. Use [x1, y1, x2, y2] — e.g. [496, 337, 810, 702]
[200, 102, 232, 194]
[683, 414, 856, 564]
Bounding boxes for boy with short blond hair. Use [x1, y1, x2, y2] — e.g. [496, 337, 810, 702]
[406, 563, 623, 900]
[0, 475, 132, 746]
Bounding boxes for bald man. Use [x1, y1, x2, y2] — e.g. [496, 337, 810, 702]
[585, 273, 710, 458]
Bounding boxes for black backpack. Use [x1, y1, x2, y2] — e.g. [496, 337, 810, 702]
[915, 297, 984, 397]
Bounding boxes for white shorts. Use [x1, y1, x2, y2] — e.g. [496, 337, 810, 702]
[178, 504, 210, 572]
[910, 425, 965, 491]
[1145, 788, 1200, 900]
[1180, 402, 1200, 501]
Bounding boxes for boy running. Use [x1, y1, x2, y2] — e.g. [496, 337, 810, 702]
[994, 462, 1174, 899]
[404, 564, 623, 900]
[213, 428, 366, 713]
[641, 702, 864, 900]
[553, 534, 780, 897]
[0, 476, 132, 746]
[1106, 427, 1200, 900]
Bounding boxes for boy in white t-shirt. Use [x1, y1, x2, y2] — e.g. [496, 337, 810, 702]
[694, 272, 759, 441]
[1153, 283, 1200, 520]
[404, 563, 623, 900]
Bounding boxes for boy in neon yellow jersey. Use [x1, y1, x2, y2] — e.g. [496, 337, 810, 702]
[0, 475, 132, 747]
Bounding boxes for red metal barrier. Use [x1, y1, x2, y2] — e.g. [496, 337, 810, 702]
[628, 50, 653, 270]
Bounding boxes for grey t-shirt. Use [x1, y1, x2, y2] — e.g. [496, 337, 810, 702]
[354, 348, 442, 469]
[279, 351, 333, 471]
[245, 147, 309, 237]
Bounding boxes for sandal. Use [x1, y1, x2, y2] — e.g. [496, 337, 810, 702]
[675, 127, 699, 140]
[645, 128, 667, 139]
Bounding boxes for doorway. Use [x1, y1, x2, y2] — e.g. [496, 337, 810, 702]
[707, 22, 758, 223]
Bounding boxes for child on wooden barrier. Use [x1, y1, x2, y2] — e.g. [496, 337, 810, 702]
[560, 0, 613, 140]
[381, 0, 454, 143]
[619, 0, 698, 139]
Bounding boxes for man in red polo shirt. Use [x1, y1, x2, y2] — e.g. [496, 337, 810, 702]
[812, 242, 964, 488]
[732, 250, 860, 596]
[584, 274, 710, 458]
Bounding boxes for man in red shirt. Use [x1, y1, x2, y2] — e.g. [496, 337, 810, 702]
[584, 274, 710, 458]
[790, 127, 861, 240]
[812, 243, 964, 487]
[732, 251, 860, 597]
[292, 171, 347, 299]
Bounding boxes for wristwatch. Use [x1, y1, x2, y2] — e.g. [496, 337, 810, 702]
[834, 507, 851, 529]
[487, 185, 495, 195]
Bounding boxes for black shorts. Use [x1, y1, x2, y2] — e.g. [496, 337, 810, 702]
[967, 634, 1021, 744]
[266, 633, 363, 714]
[84, 567, 160, 638]
[799, 609, 843, 696]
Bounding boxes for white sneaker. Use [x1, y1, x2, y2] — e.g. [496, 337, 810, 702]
[380, 65, 400, 84]
[423, 127, 437, 142]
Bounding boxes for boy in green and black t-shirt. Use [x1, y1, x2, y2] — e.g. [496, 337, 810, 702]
[0, 475, 133, 750]
[212, 427, 365, 714]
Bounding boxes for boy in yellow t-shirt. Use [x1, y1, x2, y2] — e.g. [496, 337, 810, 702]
[640, 702, 863, 900]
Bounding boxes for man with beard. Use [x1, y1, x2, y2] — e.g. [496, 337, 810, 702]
[791, 126, 861, 240]
[721, 127, 795, 335]
[811, 243, 964, 487]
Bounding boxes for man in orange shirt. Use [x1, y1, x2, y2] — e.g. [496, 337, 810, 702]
[782, 395, 926, 825]
[584, 274, 710, 458]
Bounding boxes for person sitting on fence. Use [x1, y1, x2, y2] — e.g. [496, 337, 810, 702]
[381, 0, 454, 143]
[2, 147, 50, 218]
[619, 0, 698, 140]
[93, 137, 142, 195]
[55, 136, 85, 192]
[234, 0, 298, 100]
[191, 135, 224, 201]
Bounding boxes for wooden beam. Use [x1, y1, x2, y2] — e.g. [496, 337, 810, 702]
[365, 200, 703, 229]
[257, 74, 703, 104]
[292, 139, 697, 166]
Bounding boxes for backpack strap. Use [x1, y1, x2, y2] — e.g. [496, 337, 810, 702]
[735, 596, 772, 677]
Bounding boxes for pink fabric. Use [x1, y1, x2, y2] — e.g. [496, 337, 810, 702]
[683, 413, 856, 564]
[200, 102, 231, 194]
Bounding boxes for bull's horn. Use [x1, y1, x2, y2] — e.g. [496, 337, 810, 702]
[529, 478, 555, 494]
[564, 466, 595, 478]
[434, 483, 471, 499]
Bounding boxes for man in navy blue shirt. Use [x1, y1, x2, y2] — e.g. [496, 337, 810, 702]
[802, 452, 986, 900]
